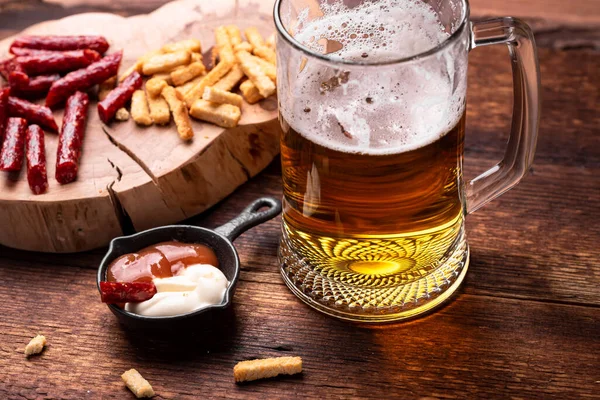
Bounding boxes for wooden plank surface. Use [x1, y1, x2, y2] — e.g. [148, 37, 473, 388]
[1, 0, 599, 398]
[2, 260, 599, 399]
[470, 0, 600, 26]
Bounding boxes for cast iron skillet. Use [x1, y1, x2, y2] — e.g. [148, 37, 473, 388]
[96, 197, 281, 330]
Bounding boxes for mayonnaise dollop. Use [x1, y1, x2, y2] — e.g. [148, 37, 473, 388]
[125, 264, 229, 317]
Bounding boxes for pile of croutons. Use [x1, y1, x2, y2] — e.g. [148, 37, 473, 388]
[102, 25, 276, 140]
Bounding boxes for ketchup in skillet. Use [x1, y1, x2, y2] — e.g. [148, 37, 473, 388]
[107, 241, 219, 283]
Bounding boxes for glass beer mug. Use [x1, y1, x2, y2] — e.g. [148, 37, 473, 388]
[274, 0, 540, 321]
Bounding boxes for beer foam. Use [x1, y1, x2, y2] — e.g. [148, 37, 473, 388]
[281, 0, 467, 155]
[298, 0, 448, 61]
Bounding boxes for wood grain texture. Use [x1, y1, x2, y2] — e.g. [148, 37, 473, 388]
[1, 250, 599, 399]
[1, 0, 599, 399]
[0, 113, 135, 252]
[469, 0, 600, 26]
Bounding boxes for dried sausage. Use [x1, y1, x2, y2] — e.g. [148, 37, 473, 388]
[97, 71, 142, 123]
[7, 97, 58, 133]
[26, 124, 48, 195]
[9, 73, 60, 99]
[9, 48, 60, 57]
[9, 48, 97, 57]
[8, 70, 30, 88]
[0, 87, 9, 135]
[55, 91, 88, 184]
[46, 51, 122, 108]
[99, 281, 157, 303]
[10, 35, 110, 54]
[0, 117, 27, 171]
[0, 57, 25, 80]
[16, 49, 100, 75]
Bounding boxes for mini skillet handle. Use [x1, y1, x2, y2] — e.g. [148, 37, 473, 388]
[214, 197, 282, 241]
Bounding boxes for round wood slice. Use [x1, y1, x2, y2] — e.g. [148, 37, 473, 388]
[0, 0, 280, 253]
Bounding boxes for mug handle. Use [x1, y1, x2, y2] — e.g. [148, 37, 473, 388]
[466, 18, 541, 213]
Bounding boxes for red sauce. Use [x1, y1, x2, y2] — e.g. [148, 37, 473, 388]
[107, 241, 219, 283]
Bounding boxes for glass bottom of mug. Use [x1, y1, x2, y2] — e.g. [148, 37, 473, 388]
[278, 226, 469, 323]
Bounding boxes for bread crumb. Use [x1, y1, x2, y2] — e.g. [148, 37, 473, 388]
[162, 86, 194, 140]
[189, 99, 241, 128]
[122, 369, 155, 398]
[202, 86, 243, 108]
[239, 79, 263, 104]
[24, 335, 46, 357]
[233, 356, 302, 383]
[115, 108, 130, 121]
[131, 90, 153, 126]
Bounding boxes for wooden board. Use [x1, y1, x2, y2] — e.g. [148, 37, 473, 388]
[0, 0, 281, 253]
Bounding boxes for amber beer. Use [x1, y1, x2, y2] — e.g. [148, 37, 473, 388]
[280, 112, 466, 286]
[276, 0, 540, 321]
[276, 0, 475, 320]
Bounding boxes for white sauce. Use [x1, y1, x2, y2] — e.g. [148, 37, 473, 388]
[125, 264, 229, 317]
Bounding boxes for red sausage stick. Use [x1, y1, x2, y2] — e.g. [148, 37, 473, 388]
[0, 58, 26, 80]
[10, 48, 71, 56]
[7, 97, 58, 133]
[0, 88, 9, 135]
[9, 73, 60, 99]
[46, 51, 122, 109]
[7, 70, 30, 88]
[99, 282, 157, 304]
[0, 117, 27, 171]
[26, 124, 48, 194]
[97, 71, 142, 123]
[16, 49, 100, 76]
[10, 35, 110, 54]
[56, 91, 89, 184]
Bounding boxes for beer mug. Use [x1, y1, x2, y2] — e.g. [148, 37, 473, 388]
[274, 0, 540, 321]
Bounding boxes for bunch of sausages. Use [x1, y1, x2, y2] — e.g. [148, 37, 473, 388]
[0, 35, 123, 194]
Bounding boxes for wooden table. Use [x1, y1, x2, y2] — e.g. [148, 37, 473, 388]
[1, 1, 599, 398]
